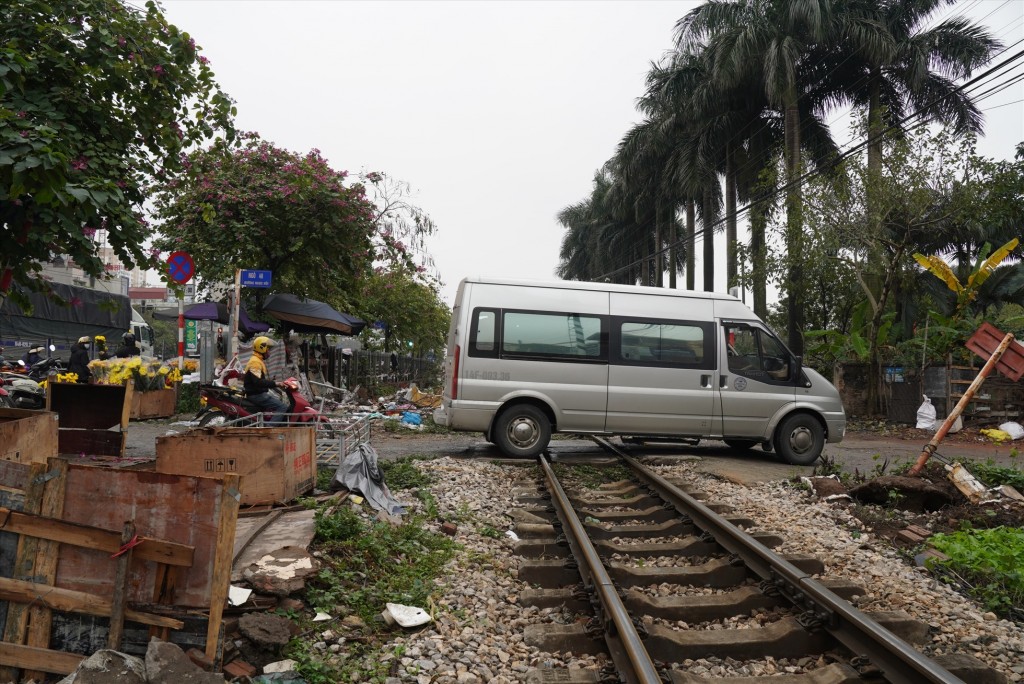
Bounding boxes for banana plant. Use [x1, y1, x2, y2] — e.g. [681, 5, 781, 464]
[913, 238, 1020, 320]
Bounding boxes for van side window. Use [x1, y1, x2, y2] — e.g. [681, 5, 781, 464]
[469, 309, 498, 357]
[614, 319, 713, 369]
[502, 311, 603, 358]
[725, 324, 792, 383]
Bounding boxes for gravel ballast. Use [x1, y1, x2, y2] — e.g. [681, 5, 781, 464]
[322, 456, 1024, 683]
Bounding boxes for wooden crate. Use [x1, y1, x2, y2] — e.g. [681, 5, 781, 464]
[155, 426, 316, 505]
[45, 383, 130, 457]
[0, 408, 58, 464]
[129, 388, 177, 420]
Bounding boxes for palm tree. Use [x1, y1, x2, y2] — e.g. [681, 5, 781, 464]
[677, 0, 838, 355]
[833, 0, 999, 177]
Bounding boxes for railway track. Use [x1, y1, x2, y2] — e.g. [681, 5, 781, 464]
[515, 438, 1004, 684]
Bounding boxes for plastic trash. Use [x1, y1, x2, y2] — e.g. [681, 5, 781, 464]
[382, 602, 433, 628]
[334, 444, 407, 515]
[916, 395, 936, 430]
[401, 411, 422, 426]
[505, 530, 520, 541]
[999, 421, 1024, 440]
[981, 428, 1012, 444]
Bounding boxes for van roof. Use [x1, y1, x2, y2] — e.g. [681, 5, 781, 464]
[459, 277, 741, 302]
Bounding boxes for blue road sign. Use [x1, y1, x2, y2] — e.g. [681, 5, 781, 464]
[241, 269, 272, 288]
[167, 251, 195, 285]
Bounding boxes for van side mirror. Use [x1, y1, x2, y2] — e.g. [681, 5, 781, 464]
[794, 355, 810, 387]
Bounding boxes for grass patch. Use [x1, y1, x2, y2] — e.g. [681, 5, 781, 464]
[553, 463, 632, 489]
[927, 525, 1024, 618]
[175, 382, 201, 414]
[962, 459, 1024, 490]
[380, 457, 434, 490]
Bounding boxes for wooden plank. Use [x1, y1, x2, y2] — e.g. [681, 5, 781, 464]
[0, 409, 58, 464]
[0, 642, 84, 676]
[206, 474, 240, 663]
[23, 458, 68, 682]
[0, 506, 194, 567]
[57, 429, 125, 458]
[0, 576, 183, 630]
[130, 389, 176, 420]
[156, 427, 316, 505]
[0, 463, 47, 684]
[107, 521, 136, 650]
[57, 467, 221, 609]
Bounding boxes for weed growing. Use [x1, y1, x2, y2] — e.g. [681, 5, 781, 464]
[380, 457, 434, 490]
[928, 526, 1024, 617]
[554, 463, 633, 489]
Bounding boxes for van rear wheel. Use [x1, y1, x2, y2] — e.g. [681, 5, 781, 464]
[774, 414, 824, 465]
[494, 405, 550, 458]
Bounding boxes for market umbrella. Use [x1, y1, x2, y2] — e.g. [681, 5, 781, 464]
[152, 301, 270, 335]
[261, 293, 365, 335]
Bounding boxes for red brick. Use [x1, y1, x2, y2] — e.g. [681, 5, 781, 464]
[897, 529, 926, 545]
[440, 522, 458, 536]
[223, 659, 257, 678]
[906, 524, 932, 538]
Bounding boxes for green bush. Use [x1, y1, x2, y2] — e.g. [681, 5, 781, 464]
[176, 383, 201, 414]
[928, 526, 1024, 616]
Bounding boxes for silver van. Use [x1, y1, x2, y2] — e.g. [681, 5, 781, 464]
[434, 278, 846, 464]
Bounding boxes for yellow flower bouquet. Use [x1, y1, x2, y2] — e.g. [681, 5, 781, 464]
[88, 357, 183, 391]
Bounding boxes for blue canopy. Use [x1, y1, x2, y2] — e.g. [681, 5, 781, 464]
[262, 293, 365, 335]
[153, 301, 270, 335]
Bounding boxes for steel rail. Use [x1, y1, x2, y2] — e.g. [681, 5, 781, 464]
[591, 437, 964, 684]
[537, 453, 663, 684]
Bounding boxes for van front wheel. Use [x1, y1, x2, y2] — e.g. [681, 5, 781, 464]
[774, 414, 824, 465]
[494, 405, 550, 458]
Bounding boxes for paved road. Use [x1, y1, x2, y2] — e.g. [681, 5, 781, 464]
[125, 417, 1019, 486]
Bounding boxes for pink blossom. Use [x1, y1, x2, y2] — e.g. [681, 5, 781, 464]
[118, 37, 126, 47]
[19, 131, 28, 138]
[71, 156, 88, 171]
[82, 227, 96, 238]
[153, 65, 164, 76]
[198, 55, 210, 65]
[15, 111, 26, 119]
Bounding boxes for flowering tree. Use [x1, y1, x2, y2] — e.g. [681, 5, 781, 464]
[358, 266, 450, 354]
[153, 134, 378, 305]
[0, 0, 234, 307]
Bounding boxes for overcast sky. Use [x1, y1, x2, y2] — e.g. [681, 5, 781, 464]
[160, 0, 1024, 307]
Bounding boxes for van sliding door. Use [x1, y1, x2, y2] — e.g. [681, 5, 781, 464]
[606, 293, 718, 437]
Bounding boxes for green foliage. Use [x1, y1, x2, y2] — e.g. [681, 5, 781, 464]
[0, 0, 234, 306]
[357, 267, 450, 356]
[314, 504, 364, 542]
[175, 382, 200, 414]
[554, 463, 632, 489]
[153, 134, 376, 305]
[307, 511, 457, 625]
[379, 457, 433, 490]
[928, 526, 1024, 616]
[964, 460, 1024, 490]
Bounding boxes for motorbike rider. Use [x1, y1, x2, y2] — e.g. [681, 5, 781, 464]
[68, 336, 92, 383]
[244, 336, 289, 426]
[22, 346, 44, 367]
[115, 332, 141, 358]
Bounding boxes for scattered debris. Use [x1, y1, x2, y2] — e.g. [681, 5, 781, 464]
[242, 546, 318, 597]
[381, 603, 433, 628]
[946, 463, 991, 504]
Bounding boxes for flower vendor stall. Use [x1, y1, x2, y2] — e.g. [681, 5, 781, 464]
[88, 357, 183, 420]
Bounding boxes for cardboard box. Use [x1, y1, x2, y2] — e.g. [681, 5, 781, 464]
[155, 426, 316, 505]
[130, 388, 177, 420]
[0, 408, 59, 464]
[45, 383, 130, 457]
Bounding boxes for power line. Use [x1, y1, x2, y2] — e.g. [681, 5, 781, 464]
[594, 46, 1024, 282]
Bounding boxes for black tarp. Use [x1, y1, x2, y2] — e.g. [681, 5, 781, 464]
[0, 282, 131, 355]
[262, 293, 365, 335]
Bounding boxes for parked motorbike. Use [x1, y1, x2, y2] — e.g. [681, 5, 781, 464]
[195, 372, 332, 434]
[25, 356, 62, 382]
[0, 371, 45, 409]
[0, 377, 12, 408]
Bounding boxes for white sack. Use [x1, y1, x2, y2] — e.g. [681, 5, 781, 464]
[916, 395, 936, 430]
[1000, 421, 1024, 440]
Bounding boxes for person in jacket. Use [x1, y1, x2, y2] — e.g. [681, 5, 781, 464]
[68, 336, 92, 383]
[115, 332, 141, 358]
[244, 336, 288, 425]
[22, 346, 44, 367]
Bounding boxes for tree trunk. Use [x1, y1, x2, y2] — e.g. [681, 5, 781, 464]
[750, 197, 768, 318]
[655, 199, 663, 288]
[641, 230, 650, 287]
[726, 144, 737, 291]
[703, 186, 715, 292]
[669, 205, 678, 289]
[784, 97, 804, 355]
[685, 201, 695, 290]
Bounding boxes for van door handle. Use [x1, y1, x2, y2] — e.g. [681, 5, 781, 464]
[719, 375, 728, 388]
[701, 374, 711, 388]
